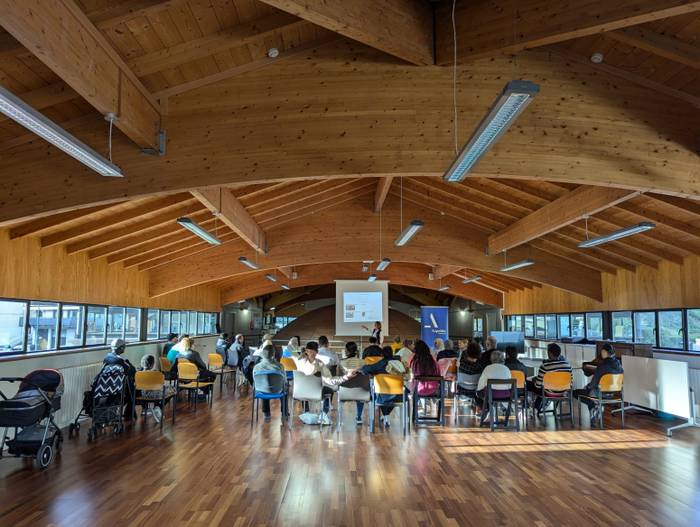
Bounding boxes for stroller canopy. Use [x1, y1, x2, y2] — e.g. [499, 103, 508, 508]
[19, 369, 64, 397]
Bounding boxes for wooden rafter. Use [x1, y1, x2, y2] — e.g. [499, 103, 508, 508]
[374, 177, 394, 213]
[606, 26, 700, 69]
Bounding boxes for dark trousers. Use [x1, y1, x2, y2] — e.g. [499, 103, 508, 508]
[262, 397, 289, 417]
[574, 389, 595, 410]
[526, 379, 543, 410]
[356, 394, 398, 419]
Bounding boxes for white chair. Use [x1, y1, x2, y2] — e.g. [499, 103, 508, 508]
[289, 371, 326, 428]
[336, 374, 371, 431]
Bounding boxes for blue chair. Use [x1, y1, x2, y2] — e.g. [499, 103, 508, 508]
[251, 370, 288, 423]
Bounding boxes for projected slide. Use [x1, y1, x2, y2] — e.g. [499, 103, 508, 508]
[343, 291, 383, 323]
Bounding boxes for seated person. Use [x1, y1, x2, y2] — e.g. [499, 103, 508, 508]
[436, 339, 458, 361]
[390, 335, 403, 353]
[163, 333, 178, 359]
[228, 334, 246, 368]
[283, 337, 301, 358]
[504, 346, 527, 376]
[475, 350, 512, 416]
[252, 345, 289, 421]
[215, 332, 228, 351]
[410, 341, 442, 418]
[340, 341, 365, 373]
[362, 336, 383, 358]
[526, 343, 572, 411]
[432, 338, 445, 358]
[396, 339, 415, 366]
[317, 335, 339, 369]
[574, 343, 623, 424]
[175, 337, 217, 386]
[137, 353, 171, 422]
[458, 341, 484, 376]
[104, 338, 136, 419]
[477, 336, 498, 369]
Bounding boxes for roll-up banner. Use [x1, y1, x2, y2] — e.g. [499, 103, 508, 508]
[420, 306, 449, 345]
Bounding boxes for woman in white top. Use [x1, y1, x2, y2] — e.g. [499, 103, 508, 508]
[475, 350, 513, 414]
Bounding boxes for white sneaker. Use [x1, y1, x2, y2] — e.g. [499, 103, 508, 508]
[320, 412, 331, 425]
[152, 406, 162, 423]
[383, 416, 391, 428]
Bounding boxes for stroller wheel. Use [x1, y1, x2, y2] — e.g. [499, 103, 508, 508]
[35, 443, 54, 469]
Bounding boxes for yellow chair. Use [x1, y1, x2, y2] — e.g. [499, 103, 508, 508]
[207, 353, 236, 396]
[372, 374, 409, 435]
[159, 357, 176, 382]
[135, 371, 175, 429]
[280, 357, 297, 382]
[510, 370, 528, 430]
[541, 371, 574, 424]
[175, 362, 214, 421]
[364, 356, 383, 365]
[578, 373, 624, 429]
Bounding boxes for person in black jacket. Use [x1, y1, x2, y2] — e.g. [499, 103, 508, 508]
[103, 338, 136, 419]
[436, 339, 458, 361]
[362, 336, 383, 358]
[573, 343, 623, 424]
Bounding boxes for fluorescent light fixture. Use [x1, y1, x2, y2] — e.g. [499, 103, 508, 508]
[281, 284, 290, 290]
[176, 217, 221, 245]
[376, 258, 391, 271]
[394, 219, 424, 246]
[270, 306, 276, 311]
[438, 285, 451, 292]
[238, 256, 259, 270]
[578, 222, 656, 248]
[291, 271, 298, 280]
[0, 86, 123, 177]
[501, 259, 535, 272]
[462, 274, 482, 284]
[443, 80, 539, 183]
[368, 274, 377, 282]
[265, 273, 277, 282]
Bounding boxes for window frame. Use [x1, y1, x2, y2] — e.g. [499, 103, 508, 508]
[657, 308, 685, 351]
[557, 314, 571, 339]
[632, 310, 657, 346]
[585, 312, 604, 340]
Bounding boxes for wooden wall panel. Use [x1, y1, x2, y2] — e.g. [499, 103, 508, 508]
[0, 230, 220, 310]
[504, 255, 700, 313]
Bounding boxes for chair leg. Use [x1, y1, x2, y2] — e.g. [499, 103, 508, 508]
[620, 400, 625, 429]
[251, 396, 255, 424]
[289, 398, 294, 429]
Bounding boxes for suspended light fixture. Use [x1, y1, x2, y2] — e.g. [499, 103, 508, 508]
[368, 274, 377, 282]
[438, 284, 451, 292]
[462, 274, 482, 284]
[501, 259, 535, 272]
[444, 80, 539, 183]
[265, 273, 277, 282]
[394, 219, 424, 246]
[176, 217, 221, 245]
[238, 256, 259, 270]
[0, 86, 123, 177]
[376, 258, 391, 271]
[280, 284, 290, 290]
[578, 222, 656, 248]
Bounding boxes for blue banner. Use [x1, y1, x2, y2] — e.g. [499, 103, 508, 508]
[420, 306, 449, 345]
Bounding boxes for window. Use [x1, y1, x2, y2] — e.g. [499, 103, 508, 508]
[634, 311, 656, 344]
[124, 308, 141, 342]
[274, 316, 297, 330]
[197, 312, 206, 335]
[0, 300, 27, 354]
[179, 311, 188, 336]
[147, 309, 159, 340]
[612, 311, 633, 341]
[188, 311, 197, 335]
[545, 315, 557, 339]
[571, 314, 585, 338]
[159, 310, 171, 338]
[509, 315, 522, 332]
[658, 310, 684, 350]
[524, 315, 534, 338]
[86, 306, 107, 346]
[60, 304, 84, 348]
[170, 311, 180, 334]
[558, 314, 571, 338]
[688, 309, 700, 352]
[27, 301, 59, 352]
[107, 306, 125, 341]
[206, 312, 218, 334]
[473, 317, 484, 336]
[586, 312, 603, 340]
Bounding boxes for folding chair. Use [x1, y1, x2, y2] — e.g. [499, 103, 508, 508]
[540, 371, 574, 425]
[280, 357, 297, 382]
[371, 374, 409, 436]
[174, 362, 214, 422]
[134, 371, 176, 430]
[159, 357, 176, 383]
[251, 370, 288, 424]
[510, 370, 528, 430]
[336, 374, 371, 431]
[411, 376, 445, 426]
[438, 358, 458, 396]
[208, 353, 236, 397]
[481, 379, 519, 432]
[289, 371, 329, 429]
[578, 373, 624, 429]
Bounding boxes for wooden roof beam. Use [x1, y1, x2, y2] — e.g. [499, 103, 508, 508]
[0, 0, 161, 148]
[606, 26, 700, 69]
[258, 0, 434, 65]
[191, 187, 267, 254]
[374, 177, 394, 213]
[433, 265, 463, 280]
[488, 186, 639, 255]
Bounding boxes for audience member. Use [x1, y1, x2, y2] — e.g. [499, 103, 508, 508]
[477, 335, 498, 369]
[317, 335, 339, 369]
[362, 336, 383, 358]
[396, 339, 415, 366]
[137, 353, 166, 422]
[284, 336, 301, 357]
[216, 332, 228, 349]
[475, 350, 513, 418]
[254, 334, 274, 357]
[175, 337, 217, 386]
[458, 341, 484, 375]
[504, 346, 526, 376]
[432, 338, 445, 358]
[340, 341, 365, 373]
[163, 333, 178, 358]
[103, 338, 136, 420]
[410, 340, 441, 398]
[436, 339, 458, 361]
[228, 334, 246, 367]
[252, 345, 289, 421]
[574, 343, 623, 425]
[527, 343, 572, 412]
[390, 335, 403, 353]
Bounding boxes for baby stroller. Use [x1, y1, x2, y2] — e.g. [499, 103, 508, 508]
[0, 369, 64, 469]
[69, 364, 128, 441]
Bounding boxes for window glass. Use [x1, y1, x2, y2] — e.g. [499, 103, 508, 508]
[207, 313, 218, 334]
[634, 312, 656, 344]
[197, 312, 205, 335]
[170, 311, 180, 334]
[147, 309, 159, 340]
[188, 311, 197, 335]
[545, 315, 557, 339]
[558, 314, 570, 338]
[612, 311, 633, 341]
[159, 310, 171, 339]
[274, 316, 297, 330]
[60, 304, 84, 348]
[107, 306, 125, 341]
[571, 314, 585, 338]
[688, 309, 700, 352]
[473, 317, 483, 337]
[524, 316, 534, 338]
[179, 311, 188, 336]
[535, 315, 546, 339]
[658, 310, 683, 349]
[28, 301, 59, 352]
[124, 308, 141, 342]
[0, 300, 27, 354]
[586, 312, 603, 339]
[86, 306, 107, 345]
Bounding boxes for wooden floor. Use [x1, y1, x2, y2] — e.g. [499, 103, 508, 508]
[1, 388, 699, 527]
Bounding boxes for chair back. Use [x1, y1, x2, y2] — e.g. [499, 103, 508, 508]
[438, 358, 458, 380]
[457, 372, 481, 390]
[510, 370, 526, 389]
[280, 357, 297, 371]
[135, 371, 165, 391]
[543, 371, 572, 392]
[364, 356, 382, 365]
[178, 362, 199, 381]
[339, 374, 371, 402]
[486, 378, 516, 400]
[177, 358, 191, 363]
[291, 371, 323, 401]
[208, 353, 223, 369]
[599, 373, 623, 393]
[374, 374, 404, 396]
[159, 357, 172, 372]
[253, 370, 287, 395]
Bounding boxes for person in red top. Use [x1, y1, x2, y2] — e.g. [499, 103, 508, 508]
[410, 340, 440, 396]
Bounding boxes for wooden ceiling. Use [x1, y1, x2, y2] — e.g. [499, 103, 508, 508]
[0, 0, 699, 308]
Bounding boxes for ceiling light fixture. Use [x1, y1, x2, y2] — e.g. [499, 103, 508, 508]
[281, 284, 290, 290]
[462, 274, 482, 284]
[376, 258, 391, 271]
[176, 217, 221, 245]
[0, 86, 123, 177]
[501, 259, 535, 272]
[368, 274, 377, 282]
[394, 219, 424, 246]
[267, 47, 279, 58]
[238, 256, 259, 270]
[265, 273, 277, 282]
[438, 284, 451, 292]
[590, 52, 604, 64]
[443, 80, 539, 183]
[578, 222, 656, 248]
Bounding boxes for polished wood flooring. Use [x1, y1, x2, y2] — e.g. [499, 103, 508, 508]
[1, 388, 699, 527]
